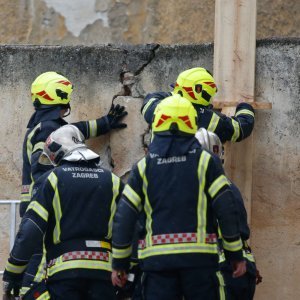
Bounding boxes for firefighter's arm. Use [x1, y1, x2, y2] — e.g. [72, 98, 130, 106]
[112, 195, 139, 286]
[234, 102, 255, 141]
[215, 102, 255, 142]
[230, 182, 251, 240]
[112, 163, 144, 280]
[206, 155, 244, 266]
[72, 104, 128, 139]
[8, 175, 51, 264]
[3, 178, 50, 297]
[141, 92, 171, 124]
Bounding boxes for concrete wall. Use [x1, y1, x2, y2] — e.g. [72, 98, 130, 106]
[0, 0, 299, 45]
[0, 39, 299, 299]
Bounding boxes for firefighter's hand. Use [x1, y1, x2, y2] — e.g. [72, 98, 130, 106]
[2, 280, 21, 298]
[107, 104, 128, 129]
[111, 270, 127, 288]
[232, 260, 247, 278]
[256, 269, 263, 285]
[2, 270, 22, 298]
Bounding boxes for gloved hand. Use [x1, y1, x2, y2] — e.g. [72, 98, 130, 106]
[3, 280, 21, 299]
[107, 104, 128, 129]
[2, 270, 22, 298]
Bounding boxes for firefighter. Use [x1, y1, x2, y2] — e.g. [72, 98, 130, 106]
[21, 71, 127, 217]
[195, 128, 262, 300]
[111, 95, 246, 300]
[3, 125, 124, 300]
[141, 67, 255, 144]
[18, 71, 127, 297]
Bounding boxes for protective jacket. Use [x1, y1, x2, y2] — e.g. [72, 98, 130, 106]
[5, 159, 123, 282]
[20, 106, 112, 217]
[141, 92, 255, 144]
[219, 183, 257, 276]
[112, 135, 243, 272]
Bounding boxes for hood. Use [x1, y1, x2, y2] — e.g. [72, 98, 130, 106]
[27, 106, 66, 128]
[148, 135, 201, 157]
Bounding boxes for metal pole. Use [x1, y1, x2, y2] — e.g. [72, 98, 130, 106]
[0, 200, 20, 276]
[10, 202, 17, 250]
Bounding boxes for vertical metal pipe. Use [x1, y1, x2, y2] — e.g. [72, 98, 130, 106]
[10, 202, 17, 251]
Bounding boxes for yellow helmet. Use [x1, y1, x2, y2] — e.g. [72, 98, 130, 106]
[173, 67, 217, 106]
[152, 94, 197, 136]
[31, 72, 73, 106]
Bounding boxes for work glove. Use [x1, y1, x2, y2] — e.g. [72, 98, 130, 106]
[106, 104, 128, 129]
[2, 271, 22, 299]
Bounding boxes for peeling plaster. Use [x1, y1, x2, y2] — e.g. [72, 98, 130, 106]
[43, 0, 109, 37]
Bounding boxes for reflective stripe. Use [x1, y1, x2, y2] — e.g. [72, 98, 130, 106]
[34, 248, 47, 283]
[137, 158, 153, 247]
[27, 201, 49, 222]
[32, 141, 45, 153]
[36, 291, 51, 300]
[106, 174, 120, 239]
[20, 287, 30, 297]
[208, 175, 230, 198]
[219, 251, 226, 263]
[138, 243, 218, 259]
[47, 172, 62, 244]
[219, 249, 255, 263]
[142, 97, 156, 117]
[235, 109, 255, 118]
[138, 233, 217, 249]
[26, 123, 41, 162]
[152, 232, 197, 245]
[88, 120, 98, 137]
[49, 251, 110, 265]
[243, 249, 255, 262]
[207, 113, 220, 132]
[112, 246, 132, 259]
[216, 271, 226, 300]
[47, 258, 112, 277]
[6, 262, 27, 274]
[223, 238, 243, 252]
[123, 184, 142, 211]
[231, 119, 240, 142]
[197, 151, 211, 243]
[21, 193, 31, 203]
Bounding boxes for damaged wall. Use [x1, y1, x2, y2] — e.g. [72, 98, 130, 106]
[0, 0, 299, 45]
[0, 39, 299, 299]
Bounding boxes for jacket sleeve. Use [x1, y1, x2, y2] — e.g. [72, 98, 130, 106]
[230, 182, 250, 240]
[141, 92, 172, 124]
[213, 103, 255, 143]
[72, 115, 111, 139]
[4, 174, 53, 278]
[112, 160, 145, 271]
[20, 123, 57, 216]
[205, 153, 244, 262]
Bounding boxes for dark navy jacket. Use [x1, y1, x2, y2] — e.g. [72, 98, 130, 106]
[220, 182, 257, 277]
[6, 160, 124, 282]
[20, 106, 111, 216]
[141, 92, 255, 143]
[112, 135, 243, 272]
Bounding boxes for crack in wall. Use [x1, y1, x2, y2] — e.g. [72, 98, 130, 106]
[134, 44, 160, 76]
[109, 44, 160, 170]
